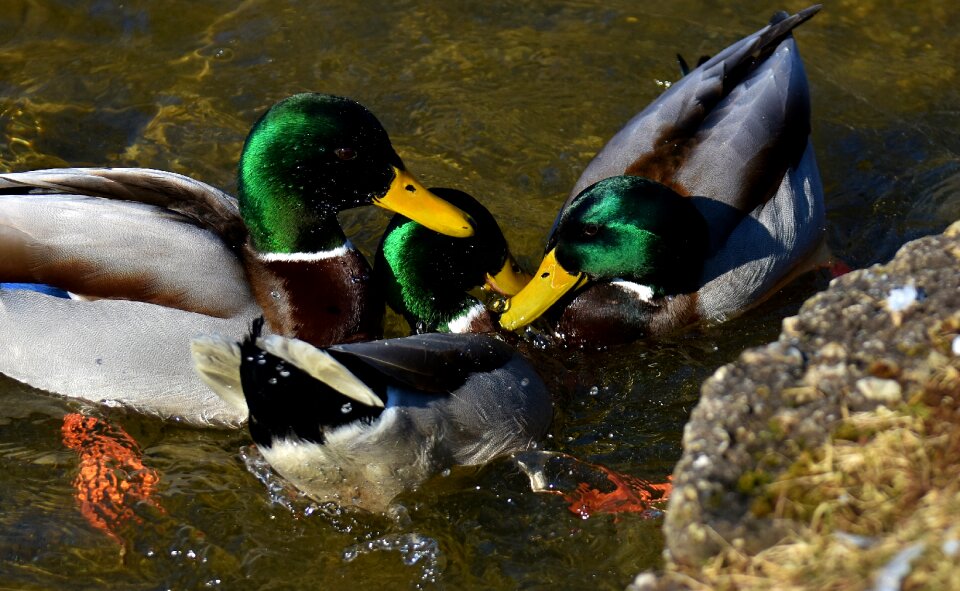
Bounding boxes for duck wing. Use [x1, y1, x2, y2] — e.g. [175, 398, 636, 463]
[330, 334, 553, 464]
[0, 193, 253, 318]
[0, 168, 246, 248]
[0, 288, 254, 427]
[696, 140, 825, 322]
[328, 333, 516, 394]
[570, 6, 820, 248]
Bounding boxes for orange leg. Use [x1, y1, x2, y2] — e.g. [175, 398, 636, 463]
[61, 413, 162, 543]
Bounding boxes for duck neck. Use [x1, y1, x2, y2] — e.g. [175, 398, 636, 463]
[240, 188, 348, 255]
[238, 181, 380, 346]
[440, 300, 496, 334]
[390, 274, 484, 334]
[244, 240, 381, 347]
[378, 217, 487, 333]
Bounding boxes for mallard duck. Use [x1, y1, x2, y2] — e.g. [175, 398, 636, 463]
[375, 187, 530, 334]
[192, 321, 552, 512]
[498, 6, 826, 347]
[0, 93, 475, 426]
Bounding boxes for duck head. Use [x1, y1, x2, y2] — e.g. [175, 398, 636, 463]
[376, 187, 529, 333]
[237, 93, 475, 254]
[498, 175, 708, 331]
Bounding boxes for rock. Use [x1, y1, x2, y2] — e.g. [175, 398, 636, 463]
[641, 221, 960, 589]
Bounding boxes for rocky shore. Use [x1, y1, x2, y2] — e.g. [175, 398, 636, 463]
[631, 222, 960, 590]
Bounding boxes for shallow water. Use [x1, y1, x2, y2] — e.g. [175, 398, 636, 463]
[1, 1, 958, 588]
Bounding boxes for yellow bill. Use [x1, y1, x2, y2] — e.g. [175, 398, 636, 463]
[374, 167, 475, 237]
[483, 254, 531, 296]
[498, 248, 587, 331]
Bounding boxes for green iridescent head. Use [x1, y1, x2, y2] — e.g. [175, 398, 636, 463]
[237, 93, 474, 253]
[238, 94, 402, 252]
[549, 175, 709, 295]
[376, 188, 525, 332]
[498, 175, 709, 331]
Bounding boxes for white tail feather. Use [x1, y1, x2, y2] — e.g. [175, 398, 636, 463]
[259, 335, 383, 408]
[190, 335, 248, 415]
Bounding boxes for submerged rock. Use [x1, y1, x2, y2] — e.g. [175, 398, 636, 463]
[632, 221, 960, 590]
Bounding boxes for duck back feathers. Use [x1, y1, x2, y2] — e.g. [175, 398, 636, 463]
[570, 5, 821, 250]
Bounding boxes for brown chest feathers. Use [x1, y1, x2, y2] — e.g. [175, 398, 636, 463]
[243, 245, 382, 347]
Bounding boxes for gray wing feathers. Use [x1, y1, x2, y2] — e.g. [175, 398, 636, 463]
[0, 194, 254, 317]
[679, 39, 810, 247]
[696, 141, 825, 322]
[439, 354, 552, 466]
[568, 21, 767, 199]
[0, 168, 245, 246]
[570, 12, 814, 211]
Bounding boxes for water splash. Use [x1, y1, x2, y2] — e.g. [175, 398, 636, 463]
[343, 533, 443, 585]
[238, 445, 373, 535]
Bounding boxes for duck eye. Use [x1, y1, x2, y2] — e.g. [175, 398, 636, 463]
[582, 223, 599, 237]
[334, 147, 357, 161]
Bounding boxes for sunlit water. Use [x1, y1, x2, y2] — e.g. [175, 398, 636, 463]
[1, 1, 958, 588]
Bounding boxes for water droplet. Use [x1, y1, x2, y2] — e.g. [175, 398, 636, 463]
[268, 377, 277, 385]
[257, 358, 267, 365]
[588, 385, 599, 396]
[341, 402, 353, 414]
[270, 290, 281, 300]
[244, 356, 254, 362]
[520, 377, 530, 387]
[441, 468, 451, 477]
[279, 370, 291, 378]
